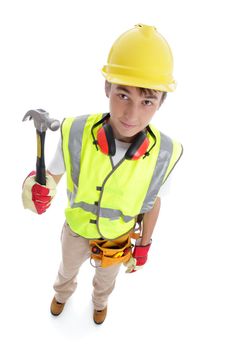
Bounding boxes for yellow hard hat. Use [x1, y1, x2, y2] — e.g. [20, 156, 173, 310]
[102, 24, 176, 92]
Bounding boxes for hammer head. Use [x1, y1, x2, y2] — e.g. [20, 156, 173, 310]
[22, 108, 60, 132]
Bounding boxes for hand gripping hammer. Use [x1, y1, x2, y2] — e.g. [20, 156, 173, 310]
[23, 109, 60, 185]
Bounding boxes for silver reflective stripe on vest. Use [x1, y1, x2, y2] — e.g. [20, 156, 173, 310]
[71, 201, 134, 222]
[68, 115, 89, 205]
[140, 132, 173, 213]
[67, 189, 78, 207]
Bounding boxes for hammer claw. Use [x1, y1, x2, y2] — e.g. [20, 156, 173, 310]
[22, 109, 60, 132]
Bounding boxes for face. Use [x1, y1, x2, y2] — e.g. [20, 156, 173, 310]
[105, 83, 163, 142]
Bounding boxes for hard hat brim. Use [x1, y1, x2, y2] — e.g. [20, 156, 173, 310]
[101, 67, 176, 92]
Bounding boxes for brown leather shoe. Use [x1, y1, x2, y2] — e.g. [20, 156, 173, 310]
[50, 296, 65, 316]
[93, 306, 107, 324]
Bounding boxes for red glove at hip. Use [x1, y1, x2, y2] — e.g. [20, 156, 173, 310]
[22, 171, 56, 214]
[125, 240, 151, 273]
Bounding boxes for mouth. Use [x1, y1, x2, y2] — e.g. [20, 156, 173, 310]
[120, 121, 137, 129]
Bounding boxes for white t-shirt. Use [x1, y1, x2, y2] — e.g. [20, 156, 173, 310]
[47, 138, 170, 196]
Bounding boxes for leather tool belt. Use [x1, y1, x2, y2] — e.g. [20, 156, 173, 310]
[89, 215, 143, 268]
[89, 233, 133, 268]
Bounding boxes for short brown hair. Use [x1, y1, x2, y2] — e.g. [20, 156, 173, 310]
[138, 87, 167, 106]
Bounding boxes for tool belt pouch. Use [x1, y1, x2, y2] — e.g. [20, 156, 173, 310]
[89, 234, 132, 268]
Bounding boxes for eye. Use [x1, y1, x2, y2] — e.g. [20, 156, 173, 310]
[143, 99, 153, 106]
[118, 94, 129, 100]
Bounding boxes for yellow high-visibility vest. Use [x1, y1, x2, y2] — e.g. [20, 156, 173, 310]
[62, 113, 183, 240]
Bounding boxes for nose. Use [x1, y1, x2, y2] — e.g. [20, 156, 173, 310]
[123, 103, 138, 123]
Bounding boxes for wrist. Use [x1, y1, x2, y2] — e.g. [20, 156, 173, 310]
[140, 237, 152, 246]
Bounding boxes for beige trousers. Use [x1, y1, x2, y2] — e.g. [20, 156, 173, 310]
[53, 222, 121, 310]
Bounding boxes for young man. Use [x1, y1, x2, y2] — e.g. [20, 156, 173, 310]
[22, 24, 183, 325]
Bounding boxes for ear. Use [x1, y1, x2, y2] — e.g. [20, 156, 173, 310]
[105, 80, 111, 97]
[158, 91, 167, 108]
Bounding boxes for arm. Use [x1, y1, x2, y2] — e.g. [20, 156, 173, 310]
[47, 137, 65, 185]
[125, 197, 161, 273]
[47, 171, 63, 185]
[141, 196, 161, 245]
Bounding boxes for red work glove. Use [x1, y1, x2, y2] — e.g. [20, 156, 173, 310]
[22, 171, 56, 214]
[125, 239, 152, 273]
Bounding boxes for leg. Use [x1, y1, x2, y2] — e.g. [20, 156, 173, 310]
[92, 263, 121, 311]
[53, 222, 90, 303]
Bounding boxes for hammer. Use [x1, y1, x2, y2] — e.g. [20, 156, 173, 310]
[23, 109, 60, 185]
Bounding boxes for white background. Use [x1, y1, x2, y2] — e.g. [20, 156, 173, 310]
[1, 0, 233, 349]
